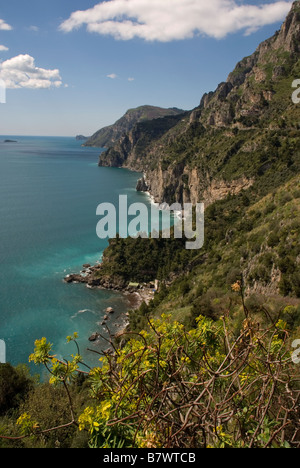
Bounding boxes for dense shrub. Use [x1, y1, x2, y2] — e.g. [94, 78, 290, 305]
[9, 296, 300, 449]
[0, 364, 33, 416]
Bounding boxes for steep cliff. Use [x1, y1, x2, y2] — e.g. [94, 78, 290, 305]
[84, 105, 184, 148]
[99, 2, 300, 206]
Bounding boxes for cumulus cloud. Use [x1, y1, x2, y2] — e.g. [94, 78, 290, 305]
[107, 73, 118, 79]
[0, 54, 62, 89]
[0, 45, 9, 52]
[0, 19, 12, 31]
[59, 0, 292, 41]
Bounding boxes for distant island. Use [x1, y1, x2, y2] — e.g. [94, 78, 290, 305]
[3, 139, 17, 143]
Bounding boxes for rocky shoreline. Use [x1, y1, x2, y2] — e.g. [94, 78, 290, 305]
[64, 263, 155, 342]
[64, 263, 154, 342]
[64, 263, 155, 307]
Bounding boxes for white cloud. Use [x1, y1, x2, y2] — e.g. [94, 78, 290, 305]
[0, 45, 9, 52]
[28, 25, 40, 32]
[128, 77, 135, 81]
[0, 54, 62, 89]
[107, 73, 118, 79]
[59, 0, 292, 41]
[0, 19, 12, 31]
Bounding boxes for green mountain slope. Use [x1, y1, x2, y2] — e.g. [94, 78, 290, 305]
[84, 105, 185, 148]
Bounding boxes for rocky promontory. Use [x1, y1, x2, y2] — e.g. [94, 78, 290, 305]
[64, 263, 155, 308]
[64, 264, 127, 290]
[84, 105, 185, 148]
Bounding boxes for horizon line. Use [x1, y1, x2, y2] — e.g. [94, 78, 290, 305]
[0, 134, 77, 138]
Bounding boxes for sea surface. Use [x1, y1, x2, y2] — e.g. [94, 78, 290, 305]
[0, 136, 152, 374]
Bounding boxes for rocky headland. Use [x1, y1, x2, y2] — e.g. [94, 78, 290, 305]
[64, 263, 155, 308]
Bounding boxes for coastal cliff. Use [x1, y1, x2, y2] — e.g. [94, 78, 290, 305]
[98, 2, 300, 206]
[84, 105, 184, 148]
[90, 3, 300, 305]
[67, 3, 300, 318]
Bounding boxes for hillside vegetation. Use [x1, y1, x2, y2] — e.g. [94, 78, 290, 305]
[95, 2, 300, 326]
[84, 105, 185, 148]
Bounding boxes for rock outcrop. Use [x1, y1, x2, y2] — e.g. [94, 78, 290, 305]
[64, 265, 128, 290]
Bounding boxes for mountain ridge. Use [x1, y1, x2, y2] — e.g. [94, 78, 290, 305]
[84, 105, 185, 148]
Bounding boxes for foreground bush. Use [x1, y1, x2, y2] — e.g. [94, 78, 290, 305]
[1, 289, 300, 448]
[78, 316, 300, 448]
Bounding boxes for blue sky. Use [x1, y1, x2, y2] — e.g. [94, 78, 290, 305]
[0, 0, 293, 136]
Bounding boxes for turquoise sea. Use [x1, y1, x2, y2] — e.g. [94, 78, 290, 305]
[0, 136, 151, 373]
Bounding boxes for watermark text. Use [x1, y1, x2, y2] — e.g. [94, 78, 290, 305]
[96, 196, 204, 250]
[292, 339, 300, 364]
[292, 79, 300, 104]
[0, 340, 6, 363]
[0, 79, 6, 104]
